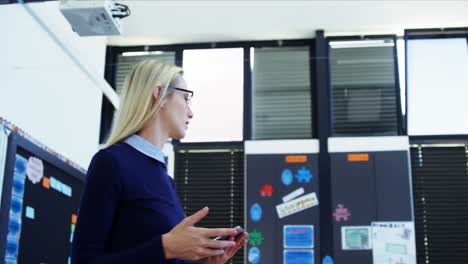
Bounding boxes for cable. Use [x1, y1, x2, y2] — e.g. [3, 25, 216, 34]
[112, 2, 130, 19]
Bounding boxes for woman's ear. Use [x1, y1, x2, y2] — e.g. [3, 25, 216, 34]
[152, 85, 163, 100]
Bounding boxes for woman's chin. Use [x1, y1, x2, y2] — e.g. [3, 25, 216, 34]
[171, 131, 186, 140]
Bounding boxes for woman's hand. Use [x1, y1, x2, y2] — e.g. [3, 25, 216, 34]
[203, 231, 249, 264]
[162, 207, 238, 261]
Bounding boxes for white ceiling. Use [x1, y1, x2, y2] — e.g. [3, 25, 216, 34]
[107, 0, 468, 46]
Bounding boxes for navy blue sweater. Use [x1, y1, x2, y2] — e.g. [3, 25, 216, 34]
[72, 142, 186, 264]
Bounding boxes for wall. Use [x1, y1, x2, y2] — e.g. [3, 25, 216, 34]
[0, 1, 107, 168]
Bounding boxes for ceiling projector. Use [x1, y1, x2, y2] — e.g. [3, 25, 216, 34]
[59, 0, 129, 36]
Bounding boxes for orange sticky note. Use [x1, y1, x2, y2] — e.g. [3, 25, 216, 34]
[72, 214, 77, 224]
[42, 177, 50, 189]
[348, 154, 369, 162]
[285, 155, 307, 163]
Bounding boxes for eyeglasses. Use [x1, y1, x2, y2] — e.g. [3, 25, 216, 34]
[171, 87, 194, 106]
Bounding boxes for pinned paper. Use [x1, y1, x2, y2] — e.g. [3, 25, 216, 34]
[284, 250, 314, 264]
[282, 187, 305, 203]
[276, 192, 319, 219]
[371, 222, 416, 264]
[341, 226, 372, 250]
[284, 225, 314, 248]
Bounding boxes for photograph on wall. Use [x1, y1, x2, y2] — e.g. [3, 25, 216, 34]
[341, 226, 372, 250]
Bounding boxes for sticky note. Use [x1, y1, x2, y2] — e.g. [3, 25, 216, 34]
[25, 206, 35, 220]
[42, 177, 50, 189]
[72, 214, 77, 224]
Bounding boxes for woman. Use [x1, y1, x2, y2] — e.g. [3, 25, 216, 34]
[72, 60, 247, 264]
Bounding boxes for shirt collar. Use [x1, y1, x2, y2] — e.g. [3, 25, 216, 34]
[124, 134, 166, 165]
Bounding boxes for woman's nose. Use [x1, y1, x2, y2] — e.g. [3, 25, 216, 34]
[188, 107, 194, 119]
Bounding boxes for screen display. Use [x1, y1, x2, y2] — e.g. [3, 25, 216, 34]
[4, 145, 84, 264]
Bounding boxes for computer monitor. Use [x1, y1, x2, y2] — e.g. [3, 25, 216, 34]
[0, 133, 86, 264]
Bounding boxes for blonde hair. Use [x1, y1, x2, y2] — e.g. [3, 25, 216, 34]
[105, 60, 183, 146]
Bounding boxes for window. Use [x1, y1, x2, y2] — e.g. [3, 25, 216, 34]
[410, 144, 468, 264]
[329, 38, 400, 136]
[115, 51, 176, 95]
[251, 47, 313, 139]
[173, 143, 244, 264]
[406, 37, 468, 136]
[182, 48, 244, 142]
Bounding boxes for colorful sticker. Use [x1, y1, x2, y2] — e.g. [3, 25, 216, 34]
[250, 203, 262, 222]
[333, 204, 351, 222]
[5, 236, 19, 259]
[8, 219, 21, 237]
[284, 250, 314, 264]
[259, 184, 274, 197]
[282, 187, 305, 203]
[295, 166, 313, 183]
[281, 169, 294, 186]
[276, 192, 319, 219]
[26, 157, 44, 184]
[10, 197, 23, 217]
[248, 247, 261, 264]
[322, 255, 334, 264]
[248, 230, 264, 246]
[14, 154, 27, 176]
[284, 225, 314, 248]
[12, 176, 25, 197]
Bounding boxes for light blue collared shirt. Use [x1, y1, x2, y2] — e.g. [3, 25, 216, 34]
[124, 134, 166, 166]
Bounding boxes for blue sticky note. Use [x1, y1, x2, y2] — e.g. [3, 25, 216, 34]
[284, 250, 314, 264]
[322, 256, 334, 264]
[250, 203, 262, 222]
[25, 206, 35, 220]
[248, 247, 261, 264]
[284, 225, 314, 248]
[282, 169, 294, 186]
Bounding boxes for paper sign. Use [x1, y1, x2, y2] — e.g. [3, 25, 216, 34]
[282, 187, 305, 203]
[284, 250, 314, 264]
[341, 226, 372, 250]
[371, 222, 416, 264]
[276, 192, 319, 219]
[284, 225, 314, 248]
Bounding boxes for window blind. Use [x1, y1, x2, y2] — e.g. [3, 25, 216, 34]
[410, 145, 468, 264]
[174, 144, 244, 264]
[252, 47, 312, 139]
[115, 52, 176, 95]
[329, 39, 399, 136]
